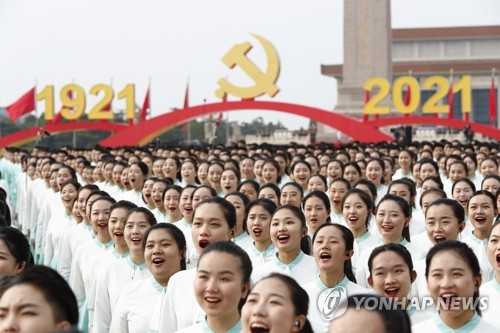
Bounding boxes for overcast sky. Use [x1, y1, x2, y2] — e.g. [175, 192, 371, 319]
[1, 0, 499, 129]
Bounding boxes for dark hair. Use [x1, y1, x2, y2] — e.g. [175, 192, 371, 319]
[238, 179, 260, 193]
[60, 180, 81, 192]
[388, 178, 416, 209]
[303, 190, 331, 218]
[327, 159, 345, 175]
[376, 194, 411, 242]
[343, 162, 362, 177]
[132, 161, 149, 176]
[451, 178, 476, 196]
[110, 200, 137, 214]
[0, 227, 31, 272]
[77, 184, 99, 198]
[368, 243, 414, 278]
[127, 207, 157, 226]
[354, 179, 378, 209]
[426, 198, 465, 225]
[192, 185, 217, 199]
[222, 167, 241, 184]
[143, 223, 187, 270]
[273, 205, 311, 254]
[329, 177, 351, 191]
[262, 159, 282, 184]
[6, 266, 78, 325]
[161, 185, 182, 202]
[342, 189, 373, 229]
[425, 240, 482, 316]
[255, 273, 313, 333]
[481, 175, 500, 190]
[419, 188, 447, 208]
[468, 190, 498, 213]
[419, 158, 439, 175]
[366, 158, 386, 184]
[166, 157, 182, 180]
[258, 183, 281, 199]
[199, 241, 252, 311]
[180, 184, 197, 197]
[225, 191, 250, 208]
[290, 160, 312, 175]
[58, 165, 77, 181]
[449, 160, 469, 175]
[89, 196, 116, 213]
[244, 198, 277, 233]
[312, 223, 356, 283]
[308, 174, 328, 191]
[332, 294, 411, 333]
[281, 182, 304, 199]
[421, 176, 444, 190]
[194, 197, 237, 229]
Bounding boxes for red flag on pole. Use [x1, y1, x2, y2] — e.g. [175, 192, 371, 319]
[490, 76, 497, 126]
[362, 89, 369, 122]
[139, 87, 150, 122]
[448, 86, 454, 119]
[404, 85, 411, 106]
[183, 82, 189, 109]
[182, 82, 189, 132]
[216, 112, 223, 126]
[448, 71, 454, 119]
[404, 84, 411, 118]
[6, 87, 35, 122]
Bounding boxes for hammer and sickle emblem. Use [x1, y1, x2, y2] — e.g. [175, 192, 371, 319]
[215, 34, 280, 99]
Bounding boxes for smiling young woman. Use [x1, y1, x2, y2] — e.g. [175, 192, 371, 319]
[148, 197, 237, 333]
[413, 240, 497, 332]
[111, 223, 187, 333]
[175, 241, 252, 333]
[242, 273, 313, 333]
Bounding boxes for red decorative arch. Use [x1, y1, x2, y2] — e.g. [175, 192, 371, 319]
[100, 100, 393, 147]
[0, 122, 128, 148]
[365, 116, 500, 141]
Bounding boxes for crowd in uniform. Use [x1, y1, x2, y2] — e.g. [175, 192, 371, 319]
[0, 138, 499, 333]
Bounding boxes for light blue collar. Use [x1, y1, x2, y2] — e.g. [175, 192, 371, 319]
[94, 238, 114, 248]
[111, 247, 129, 259]
[234, 232, 250, 243]
[315, 275, 349, 291]
[251, 242, 275, 256]
[126, 255, 148, 270]
[407, 306, 416, 318]
[433, 312, 480, 332]
[201, 318, 242, 333]
[469, 231, 488, 245]
[356, 230, 371, 242]
[273, 251, 305, 270]
[150, 276, 166, 292]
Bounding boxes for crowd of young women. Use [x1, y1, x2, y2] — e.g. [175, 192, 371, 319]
[0, 139, 499, 332]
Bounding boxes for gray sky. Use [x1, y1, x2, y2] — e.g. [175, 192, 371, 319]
[1, 0, 499, 130]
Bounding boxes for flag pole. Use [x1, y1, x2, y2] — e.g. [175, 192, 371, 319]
[187, 77, 191, 143]
[492, 68, 497, 127]
[225, 111, 229, 145]
[148, 77, 152, 119]
[35, 79, 39, 128]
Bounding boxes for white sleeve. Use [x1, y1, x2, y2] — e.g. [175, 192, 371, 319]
[70, 248, 87, 309]
[93, 266, 113, 333]
[43, 218, 54, 267]
[57, 228, 73, 282]
[110, 289, 130, 333]
[355, 250, 370, 288]
[150, 276, 178, 333]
